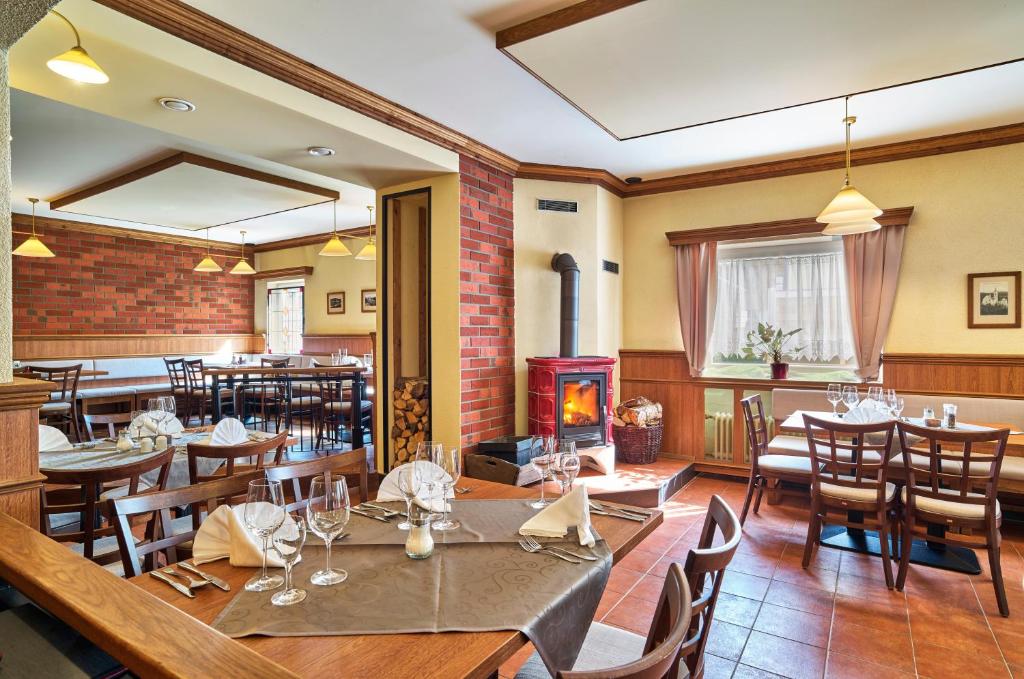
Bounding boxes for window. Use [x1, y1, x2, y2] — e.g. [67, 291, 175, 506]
[267, 283, 304, 354]
[707, 236, 856, 380]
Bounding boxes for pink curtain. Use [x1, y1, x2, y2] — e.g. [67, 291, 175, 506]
[675, 242, 718, 377]
[843, 226, 907, 381]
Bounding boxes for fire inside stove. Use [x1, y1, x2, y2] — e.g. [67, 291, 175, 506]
[562, 379, 600, 427]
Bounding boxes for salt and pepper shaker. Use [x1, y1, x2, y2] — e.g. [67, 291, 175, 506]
[405, 504, 434, 560]
[139, 437, 154, 453]
[943, 403, 957, 429]
[923, 406, 935, 420]
[115, 429, 134, 453]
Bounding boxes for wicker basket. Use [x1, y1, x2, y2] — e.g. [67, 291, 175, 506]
[613, 423, 663, 465]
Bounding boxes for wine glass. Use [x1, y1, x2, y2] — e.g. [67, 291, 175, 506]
[147, 397, 167, 430]
[243, 479, 286, 592]
[866, 386, 883, 404]
[160, 395, 178, 423]
[270, 514, 307, 606]
[362, 353, 373, 370]
[555, 440, 580, 496]
[415, 441, 444, 518]
[395, 462, 422, 531]
[826, 384, 842, 417]
[530, 436, 556, 509]
[306, 476, 351, 586]
[892, 397, 905, 421]
[431, 447, 461, 531]
[841, 386, 859, 416]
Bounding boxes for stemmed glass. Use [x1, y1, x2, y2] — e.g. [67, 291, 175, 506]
[530, 436, 556, 509]
[243, 479, 286, 592]
[270, 514, 307, 606]
[160, 395, 178, 420]
[431, 447, 461, 531]
[306, 476, 351, 586]
[891, 396, 905, 421]
[147, 397, 168, 430]
[555, 440, 580, 496]
[866, 386, 884, 404]
[841, 386, 859, 416]
[395, 463, 422, 531]
[415, 441, 444, 520]
[826, 384, 842, 417]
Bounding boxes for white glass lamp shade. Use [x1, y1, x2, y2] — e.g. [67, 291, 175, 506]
[229, 258, 256, 275]
[355, 239, 377, 261]
[13, 235, 55, 258]
[821, 218, 882, 236]
[47, 46, 109, 84]
[193, 255, 223, 272]
[319, 235, 352, 257]
[816, 184, 882, 224]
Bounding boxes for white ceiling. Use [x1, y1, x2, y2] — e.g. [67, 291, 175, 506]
[179, 0, 1024, 179]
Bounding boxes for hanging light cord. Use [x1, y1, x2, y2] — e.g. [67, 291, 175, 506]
[49, 10, 82, 47]
[843, 96, 855, 186]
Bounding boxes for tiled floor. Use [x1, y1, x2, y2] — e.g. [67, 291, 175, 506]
[499, 473, 1024, 679]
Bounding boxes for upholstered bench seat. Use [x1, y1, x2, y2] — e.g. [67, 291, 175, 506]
[133, 382, 174, 394]
[514, 622, 648, 679]
[76, 385, 137, 400]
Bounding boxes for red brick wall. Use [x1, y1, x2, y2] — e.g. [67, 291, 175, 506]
[459, 156, 515, 453]
[13, 227, 254, 335]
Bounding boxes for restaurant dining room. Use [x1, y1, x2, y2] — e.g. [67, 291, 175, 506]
[1, 1, 1024, 678]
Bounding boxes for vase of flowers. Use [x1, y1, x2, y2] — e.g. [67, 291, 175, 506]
[742, 323, 804, 380]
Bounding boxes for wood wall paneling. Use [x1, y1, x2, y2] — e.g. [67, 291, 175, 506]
[301, 334, 374, 357]
[14, 334, 264, 360]
[881, 353, 1024, 399]
[0, 378, 54, 528]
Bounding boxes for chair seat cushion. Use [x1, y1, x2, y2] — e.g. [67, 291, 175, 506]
[820, 478, 896, 504]
[766, 435, 810, 456]
[288, 395, 323, 407]
[514, 622, 646, 679]
[758, 454, 813, 475]
[902, 486, 999, 520]
[133, 382, 174, 394]
[40, 401, 72, 413]
[324, 400, 373, 414]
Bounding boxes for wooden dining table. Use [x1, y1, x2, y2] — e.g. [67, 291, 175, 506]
[128, 476, 663, 679]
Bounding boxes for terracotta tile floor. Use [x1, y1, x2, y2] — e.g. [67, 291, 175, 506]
[499, 474, 1024, 679]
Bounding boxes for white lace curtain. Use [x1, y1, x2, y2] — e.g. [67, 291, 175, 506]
[709, 244, 854, 365]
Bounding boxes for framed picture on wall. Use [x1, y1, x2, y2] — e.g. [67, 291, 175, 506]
[326, 291, 346, 315]
[361, 288, 377, 313]
[968, 271, 1021, 329]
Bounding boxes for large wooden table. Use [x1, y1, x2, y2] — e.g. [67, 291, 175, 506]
[130, 476, 663, 679]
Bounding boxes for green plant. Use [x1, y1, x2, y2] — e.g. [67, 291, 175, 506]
[742, 323, 805, 364]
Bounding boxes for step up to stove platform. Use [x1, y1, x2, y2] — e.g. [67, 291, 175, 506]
[574, 457, 696, 508]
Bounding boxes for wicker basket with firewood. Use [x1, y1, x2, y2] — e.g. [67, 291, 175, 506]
[612, 397, 664, 464]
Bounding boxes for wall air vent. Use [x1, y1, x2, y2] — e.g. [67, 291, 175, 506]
[537, 199, 578, 213]
[602, 260, 620, 274]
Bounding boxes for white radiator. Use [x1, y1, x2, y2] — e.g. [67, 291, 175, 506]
[704, 412, 775, 462]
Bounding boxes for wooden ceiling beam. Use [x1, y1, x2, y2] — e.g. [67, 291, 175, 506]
[496, 0, 646, 49]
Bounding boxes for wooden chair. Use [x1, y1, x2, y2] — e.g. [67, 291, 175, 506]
[164, 357, 191, 421]
[29, 363, 83, 442]
[186, 430, 288, 484]
[679, 494, 742, 679]
[82, 412, 133, 441]
[317, 377, 371, 449]
[109, 471, 262, 577]
[895, 421, 1010, 615]
[264, 448, 370, 508]
[738, 394, 813, 524]
[801, 414, 898, 588]
[516, 563, 693, 679]
[179, 358, 235, 425]
[40, 447, 175, 568]
[237, 358, 290, 430]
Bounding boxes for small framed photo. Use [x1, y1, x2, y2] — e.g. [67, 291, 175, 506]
[968, 271, 1021, 328]
[326, 291, 346, 315]
[361, 288, 377, 313]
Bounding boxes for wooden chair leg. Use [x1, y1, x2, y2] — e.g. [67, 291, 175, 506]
[896, 515, 913, 591]
[739, 474, 758, 526]
[877, 509, 894, 589]
[988, 522, 1009, 617]
[752, 482, 766, 516]
[802, 501, 820, 568]
[69, 405, 82, 443]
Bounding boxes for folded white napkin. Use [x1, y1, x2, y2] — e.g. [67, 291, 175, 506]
[192, 503, 296, 567]
[129, 414, 184, 438]
[844, 405, 889, 424]
[520, 485, 595, 548]
[376, 460, 453, 513]
[39, 425, 70, 452]
[210, 418, 249, 446]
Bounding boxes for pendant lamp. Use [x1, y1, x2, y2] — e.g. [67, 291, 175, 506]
[14, 198, 56, 258]
[817, 97, 882, 232]
[229, 230, 256, 274]
[319, 200, 353, 256]
[46, 10, 110, 84]
[355, 206, 376, 261]
[194, 228, 222, 272]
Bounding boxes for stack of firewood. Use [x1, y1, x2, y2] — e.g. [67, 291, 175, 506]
[392, 376, 429, 464]
[612, 396, 662, 427]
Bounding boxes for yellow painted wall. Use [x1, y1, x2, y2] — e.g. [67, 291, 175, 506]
[623, 142, 1024, 355]
[253, 244, 377, 335]
[513, 180, 624, 433]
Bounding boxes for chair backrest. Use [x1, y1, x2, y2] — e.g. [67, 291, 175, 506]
[28, 364, 82, 402]
[187, 431, 288, 484]
[264, 448, 369, 510]
[802, 413, 895, 506]
[562, 563, 692, 679]
[83, 412, 134, 441]
[678, 495, 741, 678]
[40, 446, 176, 562]
[740, 394, 770, 467]
[897, 421, 1008, 520]
[184, 358, 207, 395]
[164, 357, 188, 391]
[109, 470, 262, 577]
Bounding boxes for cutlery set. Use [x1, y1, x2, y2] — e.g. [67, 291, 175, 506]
[149, 562, 229, 598]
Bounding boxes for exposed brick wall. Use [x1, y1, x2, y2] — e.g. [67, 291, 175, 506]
[459, 156, 515, 454]
[13, 227, 254, 335]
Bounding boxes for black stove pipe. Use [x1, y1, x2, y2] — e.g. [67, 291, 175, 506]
[551, 253, 579, 358]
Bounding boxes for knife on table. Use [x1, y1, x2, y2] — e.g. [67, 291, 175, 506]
[179, 561, 231, 591]
[150, 570, 195, 598]
[351, 507, 392, 523]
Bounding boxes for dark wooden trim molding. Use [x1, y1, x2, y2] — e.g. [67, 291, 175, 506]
[252, 266, 314, 281]
[665, 206, 915, 246]
[95, 0, 518, 174]
[50, 151, 338, 213]
[496, 0, 645, 49]
[14, 334, 263, 361]
[515, 163, 628, 197]
[11, 214, 249, 253]
[252, 226, 373, 253]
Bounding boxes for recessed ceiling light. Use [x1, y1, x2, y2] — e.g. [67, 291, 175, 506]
[307, 146, 336, 157]
[158, 97, 196, 113]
